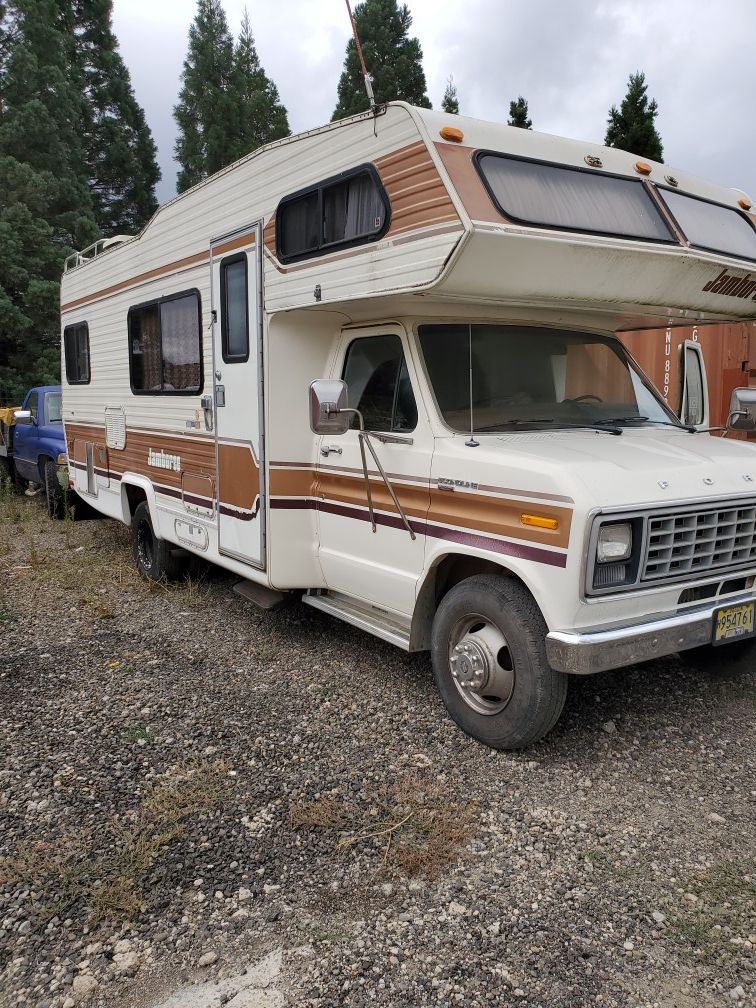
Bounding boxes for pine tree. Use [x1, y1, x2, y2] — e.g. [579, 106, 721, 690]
[66, 0, 161, 234]
[605, 71, 663, 161]
[441, 75, 459, 114]
[332, 0, 431, 120]
[174, 0, 236, 193]
[508, 96, 532, 129]
[0, 0, 98, 401]
[229, 8, 289, 160]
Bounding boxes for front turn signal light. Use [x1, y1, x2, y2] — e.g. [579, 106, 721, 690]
[521, 513, 559, 531]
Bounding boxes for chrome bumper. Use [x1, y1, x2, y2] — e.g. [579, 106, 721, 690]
[545, 594, 756, 675]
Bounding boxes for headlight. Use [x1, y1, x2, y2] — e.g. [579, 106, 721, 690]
[597, 522, 633, 563]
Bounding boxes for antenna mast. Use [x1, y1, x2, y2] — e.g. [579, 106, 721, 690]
[344, 0, 376, 111]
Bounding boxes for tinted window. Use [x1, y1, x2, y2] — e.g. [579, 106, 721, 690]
[342, 335, 417, 433]
[277, 167, 388, 263]
[682, 343, 705, 426]
[477, 154, 673, 242]
[64, 322, 90, 384]
[129, 291, 202, 394]
[27, 392, 39, 422]
[661, 190, 756, 260]
[46, 392, 62, 423]
[221, 254, 249, 362]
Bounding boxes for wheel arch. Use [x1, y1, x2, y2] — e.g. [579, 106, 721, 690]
[410, 550, 540, 652]
[120, 475, 157, 527]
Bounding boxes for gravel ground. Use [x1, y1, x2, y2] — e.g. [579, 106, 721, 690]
[0, 494, 754, 1008]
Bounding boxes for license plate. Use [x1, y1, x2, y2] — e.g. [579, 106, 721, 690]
[713, 602, 756, 645]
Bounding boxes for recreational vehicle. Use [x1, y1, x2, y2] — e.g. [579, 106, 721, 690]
[61, 103, 756, 749]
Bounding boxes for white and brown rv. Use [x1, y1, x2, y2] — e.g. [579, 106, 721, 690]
[61, 103, 756, 749]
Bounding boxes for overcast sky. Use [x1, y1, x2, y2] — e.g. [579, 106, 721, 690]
[112, 0, 756, 207]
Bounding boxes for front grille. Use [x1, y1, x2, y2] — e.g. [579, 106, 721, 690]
[643, 502, 756, 581]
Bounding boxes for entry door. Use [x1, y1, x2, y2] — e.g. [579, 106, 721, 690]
[210, 223, 265, 568]
[315, 330, 431, 617]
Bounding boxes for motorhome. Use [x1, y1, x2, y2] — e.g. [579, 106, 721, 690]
[60, 103, 756, 750]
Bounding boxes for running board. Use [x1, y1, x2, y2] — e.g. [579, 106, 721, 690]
[302, 591, 411, 650]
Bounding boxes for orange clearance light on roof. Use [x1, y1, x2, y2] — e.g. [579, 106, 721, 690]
[634, 161, 652, 176]
[521, 513, 559, 531]
[738, 196, 753, 211]
[440, 126, 464, 143]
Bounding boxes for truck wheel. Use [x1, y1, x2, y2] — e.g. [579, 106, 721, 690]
[43, 458, 66, 519]
[431, 574, 568, 750]
[131, 501, 186, 582]
[680, 638, 756, 674]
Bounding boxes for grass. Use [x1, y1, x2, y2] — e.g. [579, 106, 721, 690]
[668, 858, 756, 965]
[290, 774, 479, 879]
[0, 760, 230, 928]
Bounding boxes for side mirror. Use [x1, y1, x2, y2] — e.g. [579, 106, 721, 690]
[309, 379, 350, 435]
[727, 389, 756, 432]
[13, 410, 32, 425]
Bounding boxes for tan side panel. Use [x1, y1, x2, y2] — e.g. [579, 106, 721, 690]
[317, 470, 430, 521]
[429, 488, 571, 549]
[377, 141, 460, 237]
[218, 443, 260, 510]
[269, 467, 317, 497]
[434, 142, 502, 224]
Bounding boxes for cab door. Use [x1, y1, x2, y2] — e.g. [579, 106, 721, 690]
[13, 391, 39, 481]
[210, 223, 265, 568]
[315, 328, 431, 617]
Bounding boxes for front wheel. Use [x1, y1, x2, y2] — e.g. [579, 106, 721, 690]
[431, 574, 567, 750]
[131, 501, 186, 581]
[43, 458, 66, 519]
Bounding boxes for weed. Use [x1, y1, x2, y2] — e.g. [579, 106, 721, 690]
[290, 775, 478, 878]
[0, 608, 18, 622]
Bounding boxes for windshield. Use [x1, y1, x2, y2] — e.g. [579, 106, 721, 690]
[418, 324, 679, 433]
[46, 392, 62, 423]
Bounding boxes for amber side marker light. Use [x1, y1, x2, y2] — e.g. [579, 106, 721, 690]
[440, 126, 464, 143]
[521, 513, 559, 531]
[738, 197, 753, 211]
[634, 161, 652, 176]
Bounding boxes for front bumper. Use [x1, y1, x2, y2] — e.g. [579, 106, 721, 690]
[545, 593, 756, 675]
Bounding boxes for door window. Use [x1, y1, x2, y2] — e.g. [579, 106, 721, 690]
[27, 393, 39, 422]
[220, 253, 249, 362]
[681, 341, 707, 426]
[341, 335, 418, 432]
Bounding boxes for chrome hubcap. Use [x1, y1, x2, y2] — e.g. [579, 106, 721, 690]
[449, 615, 515, 716]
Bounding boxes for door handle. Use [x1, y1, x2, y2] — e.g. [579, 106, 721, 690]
[320, 445, 343, 457]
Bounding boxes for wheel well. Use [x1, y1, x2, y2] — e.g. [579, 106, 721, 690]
[123, 484, 147, 523]
[38, 454, 53, 480]
[409, 554, 527, 652]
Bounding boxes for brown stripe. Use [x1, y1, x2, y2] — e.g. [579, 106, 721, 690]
[212, 231, 257, 257]
[434, 142, 502, 224]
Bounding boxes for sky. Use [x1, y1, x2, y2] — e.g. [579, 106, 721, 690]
[112, 0, 756, 207]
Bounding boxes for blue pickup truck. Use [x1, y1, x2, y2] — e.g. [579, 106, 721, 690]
[0, 386, 68, 517]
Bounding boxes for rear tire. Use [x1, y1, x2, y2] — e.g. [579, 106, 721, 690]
[431, 574, 568, 750]
[43, 458, 66, 519]
[131, 501, 186, 582]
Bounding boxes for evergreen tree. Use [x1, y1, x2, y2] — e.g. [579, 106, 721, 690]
[441, 75, 459, 114]
[332, 0, 431, 120]
[605, 71, 663, 161]
[229, 8, 289, 160]
[508, 96, 532, 129]
[0, 0, 98, 401]
[174, 0, 236, 193]
[66, 0, 161, 234]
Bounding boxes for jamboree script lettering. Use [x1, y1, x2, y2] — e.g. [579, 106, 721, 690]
[702, 268, 756, 301]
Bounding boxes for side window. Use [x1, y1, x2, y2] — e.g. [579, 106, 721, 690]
[220, 254, 249, 363]
[681, 340, 707, 426]
[128, 291, 202, 394]
[26, 392, 39, 422]
[63, 322, 90, 384]
[276, 166, 389, 263]
[342, 334, 418, 433]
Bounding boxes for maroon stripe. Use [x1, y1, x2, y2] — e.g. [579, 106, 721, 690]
[272, 497, 567, 568]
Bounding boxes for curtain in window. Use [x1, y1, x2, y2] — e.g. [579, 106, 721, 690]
[161, 295, 200, 391]
[131, 305, 161, 391]
[344, 174, 384, 239]
[281, 191, 319, 258]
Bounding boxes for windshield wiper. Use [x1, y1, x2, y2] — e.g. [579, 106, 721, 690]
[599, 416, 696, 432]
[479, 419, 622, 435]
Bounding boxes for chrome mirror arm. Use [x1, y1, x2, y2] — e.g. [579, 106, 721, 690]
[334, 408, 416, 541]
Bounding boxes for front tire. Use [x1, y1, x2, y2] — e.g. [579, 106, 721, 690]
[131, 501, 186, 581]
[431, 574, 567, 750]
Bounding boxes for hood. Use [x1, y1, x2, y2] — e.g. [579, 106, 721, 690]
[480, 428, 756, 509]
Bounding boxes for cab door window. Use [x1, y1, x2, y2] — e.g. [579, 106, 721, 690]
[341, 334, 418, 432]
